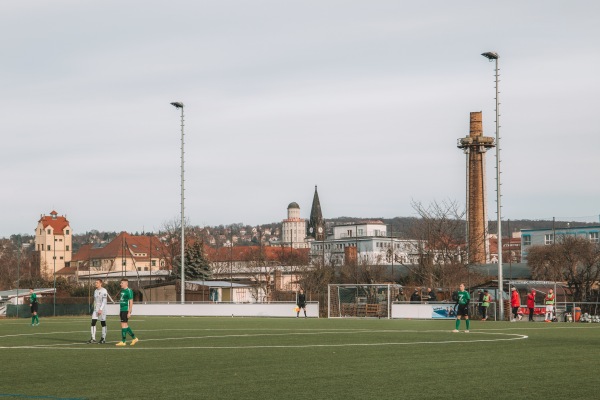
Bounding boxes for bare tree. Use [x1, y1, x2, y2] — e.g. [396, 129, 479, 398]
[528, 235, 600, 301]
[401, 199, 472, 289]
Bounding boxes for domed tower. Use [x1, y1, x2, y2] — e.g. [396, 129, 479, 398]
[282, 202, 308, 248]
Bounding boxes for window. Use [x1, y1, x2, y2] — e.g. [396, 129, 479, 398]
[591, 232, 599, 243]
[65, 230, 70, 235]
[152, 260, 156, 266]
[47, 229, 51, 234]
[544, 234, 554, 245]
[47, 245, 51, 251]
[66, 245, 70, 251]
[347, 230, 353, 237]
[523, 235, 531, 246]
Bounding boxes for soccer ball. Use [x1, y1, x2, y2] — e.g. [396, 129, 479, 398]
[294, 306, 300, 313]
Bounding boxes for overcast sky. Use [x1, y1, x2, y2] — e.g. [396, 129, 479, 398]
[2, 1, 599, 238]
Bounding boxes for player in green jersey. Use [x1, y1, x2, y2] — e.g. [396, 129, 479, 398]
[116, 278, 138, 346]
[29, 288, 39, 326]
[453, 283, 471, 333]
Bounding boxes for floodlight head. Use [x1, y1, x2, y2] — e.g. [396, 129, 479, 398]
[170, 102, 184, 109]
[481, 52, 499, 60]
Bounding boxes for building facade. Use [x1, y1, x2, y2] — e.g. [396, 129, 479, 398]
[35, 210, 72, 280]
[309, 221, 421, 266]
[521, 225, 600, 262]
[69, 232, 168, 276]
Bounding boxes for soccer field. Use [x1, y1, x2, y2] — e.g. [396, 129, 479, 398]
[1, 316, 598, 400]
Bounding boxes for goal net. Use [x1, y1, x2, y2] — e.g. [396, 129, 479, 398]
[328, 284, 402, 319]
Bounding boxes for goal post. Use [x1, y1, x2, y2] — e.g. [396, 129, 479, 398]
[328, 284, 403, 319]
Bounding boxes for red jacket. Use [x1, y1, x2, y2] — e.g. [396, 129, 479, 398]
[511, 290, 520, 307]
[527, 292, 536, 308]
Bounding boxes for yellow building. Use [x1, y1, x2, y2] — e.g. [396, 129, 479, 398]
[35, 210, 72, 280]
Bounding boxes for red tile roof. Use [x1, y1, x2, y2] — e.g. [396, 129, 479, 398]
[72, 232, 167, 262]
[39, 211, 70, 235]
[206, 245, 309, 263]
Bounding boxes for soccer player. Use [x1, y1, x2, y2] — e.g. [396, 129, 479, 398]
[452, 283, 470, 333]
[116, 278, 138, 346]
[296, 289, 307, 318]
[87, 279, 108, 344]
[29, 288, 39, 326]
[544, 289, 555, 322]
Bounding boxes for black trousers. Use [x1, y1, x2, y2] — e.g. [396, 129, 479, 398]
[511, 307, 519, 318]
[481, 306, 488, 319]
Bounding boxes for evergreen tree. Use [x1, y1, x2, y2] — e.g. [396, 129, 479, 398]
[172, 241, 212, 281]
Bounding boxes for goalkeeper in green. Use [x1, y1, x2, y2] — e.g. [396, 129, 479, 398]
[453, 283, 471, 333]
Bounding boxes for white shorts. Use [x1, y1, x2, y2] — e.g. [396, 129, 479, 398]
[92, 310, 107, 321]
[545, 305, 554, 313]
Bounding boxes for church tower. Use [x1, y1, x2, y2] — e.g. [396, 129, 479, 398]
[307, 186, 325, 241]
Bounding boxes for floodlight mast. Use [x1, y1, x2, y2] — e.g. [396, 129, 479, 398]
[171, 101, 185, 304]
[481, 51, 503, 320]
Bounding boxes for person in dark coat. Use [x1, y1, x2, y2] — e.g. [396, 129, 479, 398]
[410, 289, 421, 303]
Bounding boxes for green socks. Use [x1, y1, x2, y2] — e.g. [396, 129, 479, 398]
[31, 315, 39, 325]
[121, 327, 135, 341]
[466, 319, 470, 330]
[455, 319, 460, 330]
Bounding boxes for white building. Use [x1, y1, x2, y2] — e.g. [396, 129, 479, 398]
[310, 221, 421, 266]
[281, 202, 309, 249]
[34, 210, 72, 280]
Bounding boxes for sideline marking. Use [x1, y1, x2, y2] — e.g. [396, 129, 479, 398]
[0, 394, 85, 399]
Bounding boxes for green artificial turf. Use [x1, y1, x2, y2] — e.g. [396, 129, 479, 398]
[1, 317, 598, 399]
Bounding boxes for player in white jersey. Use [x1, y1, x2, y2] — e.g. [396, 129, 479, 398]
[87, 278, 108, 344]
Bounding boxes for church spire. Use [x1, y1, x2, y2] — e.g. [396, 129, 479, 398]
[308, 185, 325, 240]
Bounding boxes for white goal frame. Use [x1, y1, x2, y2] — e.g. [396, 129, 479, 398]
[328, 284, 403, 319]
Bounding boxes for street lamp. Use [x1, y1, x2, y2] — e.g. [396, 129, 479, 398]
[171, 101, 185, 304]
[481, 51, 503, 320]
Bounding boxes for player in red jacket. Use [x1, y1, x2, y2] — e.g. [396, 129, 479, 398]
[510, 287, 522, 321]
[526, 289, 536, 322]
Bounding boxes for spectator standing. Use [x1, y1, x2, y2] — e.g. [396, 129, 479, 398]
[427, 288, 437, 303]
[396, 290, 406, 302]
[477, 290, 484, 318]
[511, 287, 522, 321]
[410, 289, 421, 304]
[544, 289, 555, 322]
[481, 290, 492, 321]
[527, 289, 536, 322]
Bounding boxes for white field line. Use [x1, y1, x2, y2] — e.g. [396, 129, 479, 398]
[0, 329, 527, 350]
